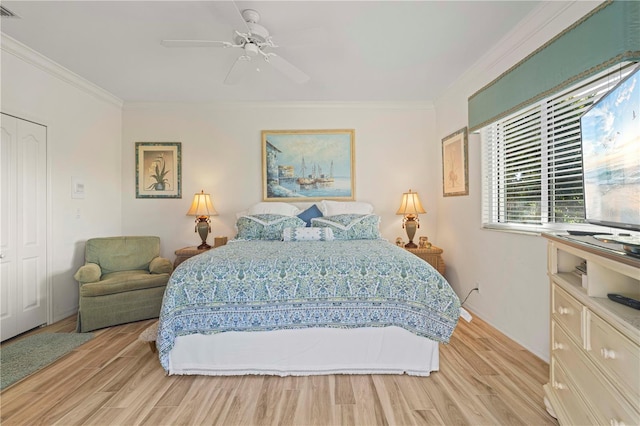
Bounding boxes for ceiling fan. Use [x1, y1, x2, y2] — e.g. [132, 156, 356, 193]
[161, 4, 310, 85]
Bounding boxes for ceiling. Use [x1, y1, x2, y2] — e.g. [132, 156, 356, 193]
[1, 1, 541, 103]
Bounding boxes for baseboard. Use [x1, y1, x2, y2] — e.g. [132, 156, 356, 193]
[52, 307, 78, 324]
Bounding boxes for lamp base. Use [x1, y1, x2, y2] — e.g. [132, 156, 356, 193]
[403, 216, 419, 249]
[195, 216, 211, 250]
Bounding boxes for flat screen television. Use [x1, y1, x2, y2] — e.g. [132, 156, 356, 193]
[580, 64, 640, 233]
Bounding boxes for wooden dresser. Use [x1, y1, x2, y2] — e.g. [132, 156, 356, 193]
[543, 233, 639, 426]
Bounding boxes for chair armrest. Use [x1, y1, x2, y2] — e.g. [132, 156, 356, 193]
[149, 257, 173, 274]
[74, 263, 101, 284]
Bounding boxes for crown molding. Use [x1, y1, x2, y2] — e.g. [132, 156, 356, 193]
[123, 100, 434, 111]
[468, 1, 576, 79]
[1, 33, 123, 108]
[436, 0, 600, 103]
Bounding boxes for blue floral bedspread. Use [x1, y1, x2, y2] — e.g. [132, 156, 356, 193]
[157, 239, 461, 371]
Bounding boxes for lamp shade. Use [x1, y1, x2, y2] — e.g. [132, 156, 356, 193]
[186, 190, 217, 217]
[396, 189, 426, 216]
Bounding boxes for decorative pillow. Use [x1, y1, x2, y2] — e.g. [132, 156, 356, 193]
[319, 200, 374, 216]
[311, 214, 381, 240]
[246, 202, 300, 216]
[236, 214, 306, 240]
[297, 204, 323, 226]
[282, 227, 334, 241]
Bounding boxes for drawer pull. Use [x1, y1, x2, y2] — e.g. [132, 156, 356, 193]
[552, 381, 567, 390]
[600, 348, 617, 360]
[557, 306, 570, 315]
[552, 342, 565, 351]
[609, 419, 625, 426]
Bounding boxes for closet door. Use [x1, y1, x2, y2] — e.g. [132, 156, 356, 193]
[0, 113, 48, 341]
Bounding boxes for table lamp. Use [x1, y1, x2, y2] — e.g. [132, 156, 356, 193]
[186, 190, 218, 249]
[396, 189, 426, 248]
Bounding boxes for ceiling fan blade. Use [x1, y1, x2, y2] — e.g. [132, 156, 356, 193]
[213, 1, 250, 33]
[161, 40, 231, 48]
[268, 54, 310, 84]
[224, 56, 252, 85]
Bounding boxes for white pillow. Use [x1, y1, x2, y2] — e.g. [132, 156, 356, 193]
[245, 202, 300, 216]
[319, 200, 374, 216]
[282, 227, 335, 241]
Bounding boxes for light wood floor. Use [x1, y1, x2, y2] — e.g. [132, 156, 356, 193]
[0, 313, 558, 425]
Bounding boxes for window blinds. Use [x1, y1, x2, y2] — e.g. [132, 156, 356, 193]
[481, 64, 634, 231]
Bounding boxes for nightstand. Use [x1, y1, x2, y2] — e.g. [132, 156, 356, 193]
[404, 245, 446, 276]
[174, 246, 212, 268]
[174, 236, 228, 268]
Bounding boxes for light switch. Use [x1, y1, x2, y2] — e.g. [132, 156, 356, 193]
[72, 176, 85, 199]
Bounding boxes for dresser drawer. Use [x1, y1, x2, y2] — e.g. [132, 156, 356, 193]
[552, 321, 583, 373]
[554, 322, 639, 426]
[549, 358, 597, 426]
[552, 284, 583, 344]
[587, 310, 640, 405]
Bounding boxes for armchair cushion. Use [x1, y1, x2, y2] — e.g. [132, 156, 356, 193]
[149, 257, 173, 274]
[74, 262, 101, 283]
[80, 270, 169, 297]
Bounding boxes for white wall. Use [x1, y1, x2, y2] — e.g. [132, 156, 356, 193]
[433, 1, 601, 361]
[1, 36, 123, 322]
[121, 102, 440, 260]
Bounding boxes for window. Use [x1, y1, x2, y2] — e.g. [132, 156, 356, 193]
[481, 63, 635, 233]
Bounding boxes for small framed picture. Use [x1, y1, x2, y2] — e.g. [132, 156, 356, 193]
[442, 127, 469, 197]
[135, 142, 182, 198]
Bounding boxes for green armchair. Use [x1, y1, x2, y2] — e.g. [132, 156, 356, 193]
[74, 236, 173, 332]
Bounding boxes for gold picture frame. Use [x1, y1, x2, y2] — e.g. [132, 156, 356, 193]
[135, 142, 182, 198]
[442, 127, 469, 197]
[262, 129, 355, 202]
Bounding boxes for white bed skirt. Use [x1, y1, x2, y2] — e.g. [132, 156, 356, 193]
[168, 326, 439, 377]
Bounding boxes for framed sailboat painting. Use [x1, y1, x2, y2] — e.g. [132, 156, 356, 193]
[262, 129, 355, 201]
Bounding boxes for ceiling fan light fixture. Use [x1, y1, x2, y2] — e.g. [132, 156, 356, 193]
[244, 42, 259, 57]
[247, 23, 269, 42]
[233, 9, 269, 45]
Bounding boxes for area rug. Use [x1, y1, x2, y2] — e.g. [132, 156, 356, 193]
[1, 332, 94, 390]
[138, 321, 158, 353]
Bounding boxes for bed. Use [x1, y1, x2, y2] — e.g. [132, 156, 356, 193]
[157, 204, 461, 377]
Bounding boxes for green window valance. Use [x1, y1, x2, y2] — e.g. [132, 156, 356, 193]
[468, 0, 640, 132]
